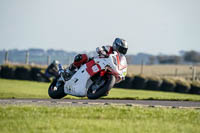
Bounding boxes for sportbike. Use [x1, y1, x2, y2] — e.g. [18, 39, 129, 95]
[48, 51, 127, 99]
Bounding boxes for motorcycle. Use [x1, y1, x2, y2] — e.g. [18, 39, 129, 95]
[48, 51, 127, 99]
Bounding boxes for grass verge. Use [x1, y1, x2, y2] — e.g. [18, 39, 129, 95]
[0, 105, 200, 133]
[0, 78, 200, 101]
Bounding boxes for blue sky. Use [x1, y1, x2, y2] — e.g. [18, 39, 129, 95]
[0, 0, 200, 55]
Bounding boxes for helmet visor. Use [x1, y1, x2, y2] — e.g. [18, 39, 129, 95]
[118, 46, 128, 55]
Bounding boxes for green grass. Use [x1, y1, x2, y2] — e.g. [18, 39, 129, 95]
[0, 78, 200, 101]
[106, 89, 200, 101]
[0, 105, 200, 133]
[0, 78, 49, 99]
[0, 78, 200, 133]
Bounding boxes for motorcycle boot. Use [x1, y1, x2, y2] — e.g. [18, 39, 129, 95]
[62, 64, 77, 81]
[58, 64, 75, 81]
[63, 54, 88, 81]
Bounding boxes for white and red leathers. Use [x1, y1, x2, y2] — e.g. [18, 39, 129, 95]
[72, 45, 114, 68]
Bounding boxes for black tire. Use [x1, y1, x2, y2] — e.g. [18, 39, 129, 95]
[87, 74, 116, 99]
[48, 78, 67, 99]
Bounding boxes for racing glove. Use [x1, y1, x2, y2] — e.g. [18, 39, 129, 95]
[96, 47, 108, 57]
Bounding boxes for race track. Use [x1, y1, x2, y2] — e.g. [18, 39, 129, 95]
[1, 99, 200, 109]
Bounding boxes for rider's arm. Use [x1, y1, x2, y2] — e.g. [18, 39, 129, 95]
[96, 47, 107, 56]
[96, 45, 112, 57]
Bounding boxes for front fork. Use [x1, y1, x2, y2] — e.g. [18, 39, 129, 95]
[58, 64, 66, 82]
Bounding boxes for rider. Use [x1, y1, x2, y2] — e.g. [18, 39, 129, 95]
[45, 60, 59, 80]
[61, 38, 128, 81]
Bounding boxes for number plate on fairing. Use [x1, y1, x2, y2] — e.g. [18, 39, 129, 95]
[86, 60, 101, 76]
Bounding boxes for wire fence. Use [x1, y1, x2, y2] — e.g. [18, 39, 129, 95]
[1, 51, 75, 65]
[1, 50, 200, 81]
[127, 64, 200, 81]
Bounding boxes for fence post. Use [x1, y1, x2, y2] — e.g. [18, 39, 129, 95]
[25, 51, 29, 65]
[4, 51, 9, 64]
[192, 66, 196, 81]
[47, 56, 51, 65]
[140, 60, 144, 74]
[175, 68, 178, 77]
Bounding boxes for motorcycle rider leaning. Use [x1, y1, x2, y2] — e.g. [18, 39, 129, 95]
[61, 38, 128, 81]
[45, 60, 59, 80]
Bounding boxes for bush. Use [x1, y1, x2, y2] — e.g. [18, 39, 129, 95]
[174, 78, 191, 93]
[0, 66, 1, 77]
[30, 66, 50, 82]
[131, 75, 147, 89]
[0, 64, 16, 79]
[14, 65, 31, 80]
[0, 64, 48, 82]
[189, 81, 200, 94]
[160, 78, 176, 92]
[114, 76, 133, 89]
[30, 66, 43, 81]
[145, 76, 162, 90]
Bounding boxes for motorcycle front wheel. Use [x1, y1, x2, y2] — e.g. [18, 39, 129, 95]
[48, 78, 67, 99]
[87, 74, 116, 99]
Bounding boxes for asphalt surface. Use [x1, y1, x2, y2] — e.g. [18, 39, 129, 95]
[0, 99, 200, 109]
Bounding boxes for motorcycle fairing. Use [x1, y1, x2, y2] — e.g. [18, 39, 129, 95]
[86, 60, 102, 76]
[63, 52, 127, 97]
[64, 64, 90, 96]
[64, 60, 102, 97]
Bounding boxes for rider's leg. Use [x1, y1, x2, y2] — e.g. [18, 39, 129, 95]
[73, 54, 89, 68]
[63, 54, 89, 80]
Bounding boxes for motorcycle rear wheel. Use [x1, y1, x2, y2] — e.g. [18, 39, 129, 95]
[48, 78, 67, 99]
[87, 74, 115, 99]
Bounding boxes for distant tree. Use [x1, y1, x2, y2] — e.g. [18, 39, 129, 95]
[169, 56, 181, 64]
[184, 50, 200, 63]
[148, 56, 156, 65]
[157, 55, 181, 64]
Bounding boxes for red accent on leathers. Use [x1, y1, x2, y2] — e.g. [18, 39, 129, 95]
[107, 47, 113, 55]
[116, 53, 127, 70]
[72, 46, 113, 68]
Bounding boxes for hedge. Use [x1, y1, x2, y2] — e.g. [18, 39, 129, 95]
[30, 67, 42, 81]
[114, 76, 133, 89]
[29, 66, 50, 82]
[15, 65, 31, 80]
[159, 78, 176, 92]
[189, 81, 200, 94]
[145, 76, 162, 90]
[114, 74, 199, 95]
[0, 66, 1, 77]
[1, 64, 200, 95]
[0, 64, 48, 82]
[131, 75, 147, 89]
[1, 64, 16, 79]
[174, 78, 191, 93]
